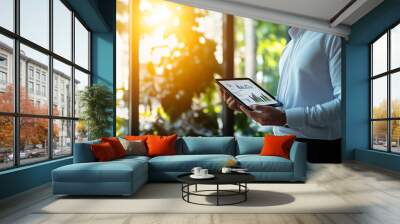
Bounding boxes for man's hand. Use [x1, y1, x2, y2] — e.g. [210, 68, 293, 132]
[240, 105, 287, 126]
[220, 89, 240, 111]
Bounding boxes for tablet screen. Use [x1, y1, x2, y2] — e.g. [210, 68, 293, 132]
[217, 79, 280, 108]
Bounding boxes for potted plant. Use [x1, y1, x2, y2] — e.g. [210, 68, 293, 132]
[79, 84, 114, 140]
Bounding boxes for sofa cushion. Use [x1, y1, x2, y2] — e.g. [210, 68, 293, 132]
[149, 154, 235, 172]
[178, 137, 235, 155]
[236, 136, 263, 155]
[147, 134, 178, 157]
[260, 135, 296, 159]
[236, 155, 293, 172]
[101, 137, 127, 158]
[119, 138, 147, 156]
[91, 142, 118, 161]
[53, 158, 147, 183]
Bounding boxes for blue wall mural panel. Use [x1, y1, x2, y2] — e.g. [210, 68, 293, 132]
[344, 0, 400, 171]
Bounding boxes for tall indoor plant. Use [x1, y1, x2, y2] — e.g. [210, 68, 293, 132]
[79, 84, 114, 140]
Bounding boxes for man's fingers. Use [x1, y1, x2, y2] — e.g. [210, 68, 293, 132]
[251, 105, 271, 111]
[240, 105, 257, 117]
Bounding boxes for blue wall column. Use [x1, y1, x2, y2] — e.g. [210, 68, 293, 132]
[92, 32, 116, 135]
[344, 0, 400, 171]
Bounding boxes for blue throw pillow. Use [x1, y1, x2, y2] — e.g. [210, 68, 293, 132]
[236, 136, 263, 155]
[180, 137, 235, 155]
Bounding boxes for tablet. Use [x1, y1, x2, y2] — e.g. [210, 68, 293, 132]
[216, 78, 282, 111]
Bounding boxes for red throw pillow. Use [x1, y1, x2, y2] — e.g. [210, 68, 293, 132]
[91, 142, 117, 161]
[260, 135, 296, 159]
[125, 135, 148, 142]
[101, 137, 127, 158]
[146, 134, 178, 157]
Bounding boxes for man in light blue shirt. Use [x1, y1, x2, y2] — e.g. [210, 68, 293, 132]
[221, 27, 342, 163]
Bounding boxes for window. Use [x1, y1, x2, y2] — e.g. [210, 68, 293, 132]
[53, 59, 72, 117]
[0, 1, 91, 170]
[370, 23, 400, 154]
[116, 0, 289, 137]
[234, 17, 288, 136]
[42, 85, 46, 97]
[53, 0, 72, 60]
[28, 67, 34, 80]
[74, 18, 89, 70]
[0, 0, 14, 31]
[0, 34, 13, 113]
[0, 71, 6, 85]
[20, 0, 49, 48]
[28, 81, 34, 94]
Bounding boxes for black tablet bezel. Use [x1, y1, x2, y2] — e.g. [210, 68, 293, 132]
[216, 78, 282, 111]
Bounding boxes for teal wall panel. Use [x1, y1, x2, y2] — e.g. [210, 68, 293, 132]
[344, 0, 400, 171]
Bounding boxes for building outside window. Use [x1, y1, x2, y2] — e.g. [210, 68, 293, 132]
[0, 0, 91, 170]
[371, 23, 400, 154]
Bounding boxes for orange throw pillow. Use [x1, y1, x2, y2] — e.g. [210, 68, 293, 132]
[101, 137, 127, 158]
[260, 135, 296, 159]
[125, 135, 148, 142]
[146, 134, 178, 157]
[91, 142, 117, 161]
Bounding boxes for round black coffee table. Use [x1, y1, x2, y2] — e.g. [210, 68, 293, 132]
[177, 173, 255, 206]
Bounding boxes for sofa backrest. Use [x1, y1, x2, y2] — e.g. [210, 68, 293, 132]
[177, 137, 236, 155]
[73, 139, 100, 163]
[235, 136, 263, 155]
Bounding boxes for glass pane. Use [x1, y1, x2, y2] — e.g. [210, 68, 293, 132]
[372, 33, 387, 76]
[391, 72, 400, 118]
[0, 0, 14, 31]
[0, 34, 14, 112]
[53, 119, 72, 157]
[234, 16, 288, 136]
[20, 44, 49, 115]
[53, 59, 72, 117]
[74, 69, 89, 118]
[116, 0, 130, 136]
[20, 0, 49, 49]
[75, 120, 88, 143]
[74, 18, 89, 69]
[138, 0, 223, 136]
[372, 77, 387, 119]
[391, 120, 400, 153]
[391, 24, 400, 70]
[372, 121, 388, 151]
[20, 117, 49, 165]
[0, 116, 14, 170]
[53, 0, 72, 60]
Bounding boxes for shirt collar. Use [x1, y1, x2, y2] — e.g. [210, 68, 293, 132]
[288, 27, 305, 39]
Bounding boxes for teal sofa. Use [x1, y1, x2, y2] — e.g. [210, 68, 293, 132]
[52, 137, 307, 196]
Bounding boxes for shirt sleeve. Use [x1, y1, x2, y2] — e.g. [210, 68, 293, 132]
[285, 35, 342, 128]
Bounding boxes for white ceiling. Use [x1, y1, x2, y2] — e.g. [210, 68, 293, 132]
[226, 0, 352, 22]
[168, 0, 384, 38]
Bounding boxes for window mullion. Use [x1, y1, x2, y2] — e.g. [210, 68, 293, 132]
[13, 0, 21, 167]
[388, 30, 391, 152]
[48, 0, 54, 160]
[71, 10, 76, 154]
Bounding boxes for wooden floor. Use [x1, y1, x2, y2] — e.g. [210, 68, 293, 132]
[1, 162, 400, 224]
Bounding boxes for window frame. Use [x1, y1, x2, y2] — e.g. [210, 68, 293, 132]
[370, 21, 400, 154]
[0, 0, 92, 171]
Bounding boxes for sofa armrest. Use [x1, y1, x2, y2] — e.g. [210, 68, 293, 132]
[73, 140, 100, 163]
[289, 141, 307, 181]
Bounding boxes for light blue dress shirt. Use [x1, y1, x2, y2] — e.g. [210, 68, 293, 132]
[273, 27, 342, 140]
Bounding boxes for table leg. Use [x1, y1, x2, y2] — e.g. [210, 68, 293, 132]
[195, 184, 198, 192]
[217, 184, 219, 206]
[245, 183, 247, 201]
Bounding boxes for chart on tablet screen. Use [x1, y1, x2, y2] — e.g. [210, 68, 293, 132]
[219, 79, 277, 106]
